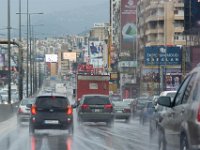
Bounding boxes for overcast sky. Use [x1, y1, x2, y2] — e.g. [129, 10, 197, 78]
[0, 0, 109, 37]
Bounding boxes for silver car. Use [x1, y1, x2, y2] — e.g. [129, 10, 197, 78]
[113, 101, 131, 122]
[17, 97, 35, 126]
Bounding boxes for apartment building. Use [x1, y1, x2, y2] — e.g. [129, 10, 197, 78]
[137, 0, 186, 95]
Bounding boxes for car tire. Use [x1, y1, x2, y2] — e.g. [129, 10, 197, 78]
[180, 133, 189, 150]
[125, 117, 130, 123]
[158, 130, 166, 150]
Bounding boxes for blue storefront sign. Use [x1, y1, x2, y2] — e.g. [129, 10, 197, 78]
[145, 46, 182, 66]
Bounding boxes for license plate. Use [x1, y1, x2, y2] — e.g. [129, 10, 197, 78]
[44, 120, 59, 124]
[116, 110, 122, 113]
[94, 109, 101, 112]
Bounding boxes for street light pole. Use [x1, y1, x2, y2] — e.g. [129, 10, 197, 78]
[29, 14, 33, 96]
[26, 0, 29, 97]
[7, 0, 11, 104]
[18, 0, 23, 101]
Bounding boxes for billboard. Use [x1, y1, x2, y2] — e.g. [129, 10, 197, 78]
[120, 0, 137, 54]
[88, 41, 104, 59]
[184, 0, 200, 32]
[45, 54, 58, 63]
[77, 64, 94, 74]
[62, 52, 76, 62]
[90, 58, 103, 67]
[145, 46, 182, 66]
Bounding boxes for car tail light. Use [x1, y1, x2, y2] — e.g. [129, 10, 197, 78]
[197, 104, 200, 122]
[104, 104, 113, 109]
[123, 108, 131, 113]
[18, 108, 23, 113]
[31, 105, 37, 115]
[81, 104, 89, 109]
[67, 105, 73, 115]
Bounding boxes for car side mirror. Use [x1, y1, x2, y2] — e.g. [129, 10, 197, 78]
[157, 96, 172, 107]
[72, 101, 79, 108]
[26, 104, 32, 108]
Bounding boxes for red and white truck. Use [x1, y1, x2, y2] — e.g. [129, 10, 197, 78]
[76, 74, 110, 102]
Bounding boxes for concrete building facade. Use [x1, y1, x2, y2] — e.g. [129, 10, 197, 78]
[137, 0, 186, 95]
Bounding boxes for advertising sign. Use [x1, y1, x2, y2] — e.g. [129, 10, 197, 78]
[145, 46, 182, 66]
[120, 0, 137, 53]
[90, 58, 103, 67]
[45, 54, 58, 63]
[77, 64, 94, 74]
[118, 61, 137, 68]
[165, 72, 182, 91]
[62, 52, 76, 62]
[88, 41, 104, 59]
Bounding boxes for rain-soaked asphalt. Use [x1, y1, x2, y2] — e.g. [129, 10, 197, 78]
[0, 82, 159, 150]
[0, 113, 159, 150]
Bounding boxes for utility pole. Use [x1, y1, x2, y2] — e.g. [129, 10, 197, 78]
[18, 0, 23, 101]
[7, 0, 11, 104]
[26, 0, 29, 97]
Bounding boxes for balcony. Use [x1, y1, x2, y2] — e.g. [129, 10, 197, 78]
[174, 40, 186, 45]
[146, 40, 164, 46]
[174, 27, 184, 33]
[174, 15, 184, 20]
[174, 2, 184, 8]
[146, 28, 164, 35]
[145, 16, 164, 23]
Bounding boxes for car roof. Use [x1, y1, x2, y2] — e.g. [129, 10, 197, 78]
[82, 94, 109, 97]
[160, 91, 177, 96]
[36, 92, 67, 98]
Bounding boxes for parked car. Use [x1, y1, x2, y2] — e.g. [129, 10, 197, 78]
[135, 97, 150, 117]
[29, 93, 73, 135]
[77, 94, 114, 126]
[139, 101, 154, 124]
[149, 91, 177, 137]
[157, 65, 200, 150]
[17, 97, 36, 126]
[0, 91, 8, 104]
[113, 101, 131, 122]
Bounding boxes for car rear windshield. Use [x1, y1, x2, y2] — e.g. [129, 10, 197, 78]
[84, 96, 110, 105]
[36, 96, 68, 108]
[21, 98, 35, 105]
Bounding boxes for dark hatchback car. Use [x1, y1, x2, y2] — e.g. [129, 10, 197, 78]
[77, 94, 114, 126]
[157, 65, 200, 150]
[29, 93, 73, 135]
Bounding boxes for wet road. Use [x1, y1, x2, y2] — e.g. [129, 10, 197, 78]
[0, 83, 159, 150]
[0, 113, 158, 150]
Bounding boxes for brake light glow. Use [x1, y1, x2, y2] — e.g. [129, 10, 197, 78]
[18, 108, 23, 113]
[67, 105, 73, 115]
[81, 104, 89, 109]
[197, 104, 200, 122]
[123, 108, 131, 113]
[31, 105, 37, 115]
[104, 104, 113, 109]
